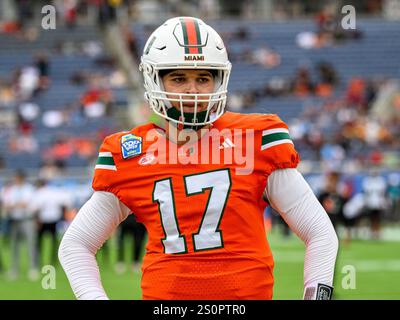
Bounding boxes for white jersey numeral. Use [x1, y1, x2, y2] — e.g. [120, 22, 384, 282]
[153, 169, 231, 254]
[153, 178, 187, 254]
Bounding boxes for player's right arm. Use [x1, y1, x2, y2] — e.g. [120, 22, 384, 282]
[59, 134, 131, 300]
[58, 191, 130, 300]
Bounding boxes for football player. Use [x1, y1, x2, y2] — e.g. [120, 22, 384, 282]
[59, 17, 338, 300]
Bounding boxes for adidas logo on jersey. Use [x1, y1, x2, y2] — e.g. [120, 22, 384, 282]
[139, 153, 156, 165]
[219, 138, 235, 149]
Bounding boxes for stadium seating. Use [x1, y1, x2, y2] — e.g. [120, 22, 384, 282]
[133, 19, 400, 120]
[1, 19, 399, 170]
[0, 25, 127, 170]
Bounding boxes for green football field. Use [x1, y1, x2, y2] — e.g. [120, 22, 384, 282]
[1, 226, 399, 300]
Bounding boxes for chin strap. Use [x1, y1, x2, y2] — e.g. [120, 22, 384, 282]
[166, 107, 210, 130]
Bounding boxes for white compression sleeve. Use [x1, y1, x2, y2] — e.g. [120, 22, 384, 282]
[58, 191, 131, 300]
[265, 168, 339, 299]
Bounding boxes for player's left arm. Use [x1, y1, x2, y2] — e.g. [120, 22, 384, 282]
[264, 168, 339, 300]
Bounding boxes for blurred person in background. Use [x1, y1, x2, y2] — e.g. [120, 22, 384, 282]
[80, 78, 114, 118]
[315, 61, 338, 97]
[0, 180, 13, 274]
[251, 46, 281, 69]
[3, 170, 38, 280]
[31, 179, 71, 267]
[34, 52, 51, 91]
[387, 173, 400, 221]
[38, 160, 64, 181]
[16, 65, 40, 100]
[362, 168, 388, 240]
[291, 66, 314, 97]
[115, 214, 147, 274]
[318, 171, 346, 230]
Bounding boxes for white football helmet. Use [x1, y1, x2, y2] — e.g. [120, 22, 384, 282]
[139, 17, 231, 128]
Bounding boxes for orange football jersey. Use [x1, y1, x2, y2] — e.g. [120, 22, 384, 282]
[92, 112, 300, 299]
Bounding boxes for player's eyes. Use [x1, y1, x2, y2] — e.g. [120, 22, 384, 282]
[171, 77, 185, 83]
[198, 77, 211, 83]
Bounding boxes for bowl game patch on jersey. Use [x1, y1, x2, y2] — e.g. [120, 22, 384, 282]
[121, 134, 142, 159]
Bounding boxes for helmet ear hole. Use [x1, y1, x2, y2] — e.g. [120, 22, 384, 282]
[145, 64, 153, 74]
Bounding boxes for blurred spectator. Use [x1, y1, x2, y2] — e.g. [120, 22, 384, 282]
[15, 0, 33, 30]
[365, 79, 379, 107]
[73, 137, 97, 159]
[232, 26, 250, 41]
[315, 9, 334, 33]
[315, 61, 338, 97]
[263, 76, 290, 97]
[42, 110, 65, 128]
[387, 173, 400, 221]
[64, 0, 78, 29]
[97, 0, 118, 26]
[16, 112, 34, 134]
[305, 128, 324, 160]
[70, 70, 90, 85]
[288, 118, 309, 141]
[251, 46, 281, 69]
[18, 101, 40, 122]
[109, 69, 127, 88]
[320, 140, 346, 168]
[44, 138, 74, 165]
[291, 67, 314, 97]
[362, 169, 388, 240]
[296, 31, 319, 49]
[80, 81, 113, 118]
[34, 53, 50, 78]
[17, 66, 40, 100]
[0, 21, 21, 34]
[82, 40, 103, 58]
[8, 132, 39, 154]
[346, 77, 366, 107]
[2, 170, 38, 280]
[31, 179, 71, 266]
[0, 180, 13, 273]
[39, 161, 64, 180]
[318, 171, 347, 229]
[34, 53, 50, 90]
[0, 82, 17, 108]
[364, 119, 388, 147]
